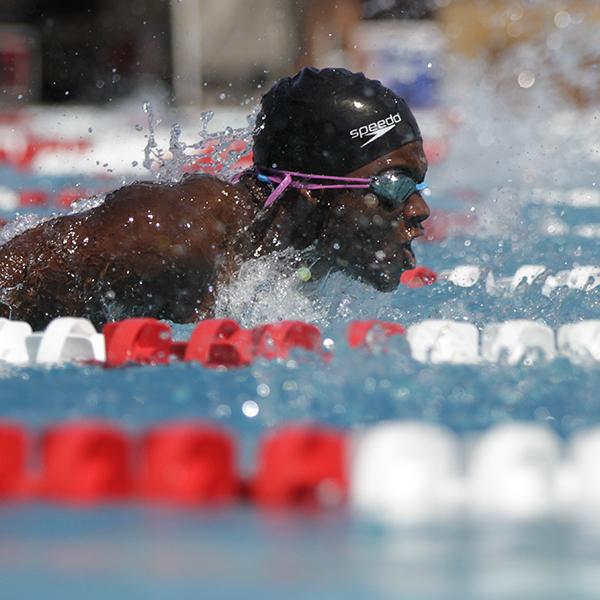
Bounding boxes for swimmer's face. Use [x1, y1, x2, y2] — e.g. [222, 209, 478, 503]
[318, 141, 430, 291]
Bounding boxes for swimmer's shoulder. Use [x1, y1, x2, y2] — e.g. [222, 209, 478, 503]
[101, 174, 235, 205]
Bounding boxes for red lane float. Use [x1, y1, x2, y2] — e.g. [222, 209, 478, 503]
[347, 320, 406, 349]
[56, 187, 89, 208]
[19, 189, 48, 207]
[255, 321, 322, 360]
[184, 319, 253, 368]
[38, 422, 133, 503]
[0, 421, 351, 508]
[184, 140, 252, 175]
[104, 318, 183, 367]
[0, 423, 28, 498]
[400, 266, 438, 288]
[252, 426, 347, 508]
[0, 136, 90, 171]
[139, 423, 239, 504]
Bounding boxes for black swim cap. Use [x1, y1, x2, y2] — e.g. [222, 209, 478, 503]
[253, 67, 422, 176]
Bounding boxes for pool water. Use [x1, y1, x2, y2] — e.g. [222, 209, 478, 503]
[1, 67, 600, 597]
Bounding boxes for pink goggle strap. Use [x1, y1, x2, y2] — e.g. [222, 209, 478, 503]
[257, 169, 371, 208]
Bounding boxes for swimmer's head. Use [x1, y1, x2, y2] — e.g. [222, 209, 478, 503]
[253, 67, 422, 175]
[253, 68, 429, 292]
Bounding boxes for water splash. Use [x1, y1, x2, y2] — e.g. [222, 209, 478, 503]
[214, 249, 319, 327]
[141, 100, 259, 183]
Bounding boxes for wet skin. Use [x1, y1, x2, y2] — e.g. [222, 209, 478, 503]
[0, 141, 429, 329]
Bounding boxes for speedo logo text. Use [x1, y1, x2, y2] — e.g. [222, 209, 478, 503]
[350, 113, 402, 148]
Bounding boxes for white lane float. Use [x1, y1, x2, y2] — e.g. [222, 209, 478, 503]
[25, 317, 106, 365]
[467, 423, 562, 518]
[569, 428, 600, 509]
[510, 264, 547, 290]
[439, 265, 482, 288]
[436, 264, 600, 297]
[0, 318, 32, 364]
[481, 320, 556, 365]
[350, 421, 462, 523]
[542, 265, 600, 296]
[406, 320, 480, 364]
[557, 321, 600, 362]
[485, 264, 547, 295]
[0, 186, 19, 211]
[531, 187, 600, 208]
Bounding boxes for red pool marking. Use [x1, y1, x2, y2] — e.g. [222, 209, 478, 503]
[38, 422, 133, 503]
[400, 266, 438, 288]
[252, 426, 347, 508]
[104, 318, 176, 367]
[139, 423, 239, 504]
[347, 320, 405, 349]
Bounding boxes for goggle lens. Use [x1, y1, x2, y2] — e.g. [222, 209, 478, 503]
[370, 171, 427, 209]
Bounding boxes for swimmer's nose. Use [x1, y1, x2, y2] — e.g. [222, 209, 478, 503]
[402, 193, 430, 230]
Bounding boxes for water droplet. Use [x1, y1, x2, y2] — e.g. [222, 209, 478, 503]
[216, 404, 231, 418]
[554, 10, 571, 29]
[323, 338, 335, 351]
[257, 383, 270, 397]
[242, 400, 259, 418]
[517, 70, 536, 89]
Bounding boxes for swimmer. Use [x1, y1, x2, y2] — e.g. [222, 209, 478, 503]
[0, 67, 430, 329]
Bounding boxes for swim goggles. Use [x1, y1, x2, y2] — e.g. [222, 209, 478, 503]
[255, 168, 427, 209]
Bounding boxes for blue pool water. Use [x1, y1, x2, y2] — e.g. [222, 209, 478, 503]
[2, 82, 600, 597]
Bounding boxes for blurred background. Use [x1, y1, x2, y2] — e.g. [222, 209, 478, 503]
[1, 0, 598, 108]
[0, 0, 438, 107]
